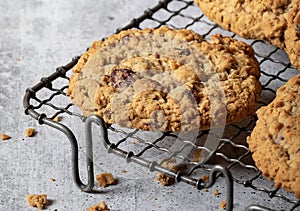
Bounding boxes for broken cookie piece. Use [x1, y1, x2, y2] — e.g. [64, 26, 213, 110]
[156, 158, 178, 186]
[53, 116, 62, 122]
[27, 194, 47, 210]
[96, 173, 115, 187]
[25, 128, 35, 137]
[1, 133, 11, 141]
[157, 172, 175, 186]
[201, 175, 209, 182]
[220, 200, 226, 210]
[87, 201, 110, 211]
[214, 189, 221, 196]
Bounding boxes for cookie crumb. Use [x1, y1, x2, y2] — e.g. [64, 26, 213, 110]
[220, 200, 226, 209]
[201, 175, 209, 182]
[119, 169, 127, 174]
[87, 201, 110, 211]
[214, 189, 221, 196]
[203, 188, 209, 192]
[96, 173, 115, 187]
[157, 159, 177, 186]
[1, 133, 11, 141]
[27, 194, 47, 210]
[53, 116, 62, 122]
[50, 178, 56, 182]
[157, 172, 175, 186]
[25, 128, 35, 137]
[193, 149, 203, 162]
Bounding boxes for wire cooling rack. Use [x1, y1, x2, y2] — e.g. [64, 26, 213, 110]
[23, 0, 300, 210]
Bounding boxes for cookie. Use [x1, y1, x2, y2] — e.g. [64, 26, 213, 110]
[68, 26, 261, 132]
[247, 74, 300, 199]
[194, 0, 300, 70]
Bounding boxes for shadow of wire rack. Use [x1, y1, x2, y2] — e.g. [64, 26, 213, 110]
[23, 0, 300, 210]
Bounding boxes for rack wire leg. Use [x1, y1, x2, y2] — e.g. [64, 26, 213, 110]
[197, 165, 234, 211]
[42, 117, 95, 192]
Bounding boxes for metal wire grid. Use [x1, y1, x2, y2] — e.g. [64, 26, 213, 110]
[23, 0, 300, 210]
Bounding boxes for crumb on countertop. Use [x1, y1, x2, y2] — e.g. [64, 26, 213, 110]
[25, 128, 35, 137]
[157, 158, 177, 186]
[157, 172, 175, 186]
[27, 194, 47, 210]
[1, 133, 11, 141]
[193, 149, 203, 162]
[220, 200, 226, 210]
[119, 169, 127, 174]
[53, 116, 62, 122]
[87, 201, 110, 211]
[50, 178, 56, 182]
[96, 173, 116, 187]
[201, 175, 209, 182]
[214, 189, 221, 196]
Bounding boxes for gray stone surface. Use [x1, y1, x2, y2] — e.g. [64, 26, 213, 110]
[0, 0, 299, 210]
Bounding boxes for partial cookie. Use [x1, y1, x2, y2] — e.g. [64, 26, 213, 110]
[247, 74, 300, 199]
[96, 173, 116, 187]
[68, 26, 261, 132]
[87, 201, 110, 211]
[194, 0, 300, 70]
[27, 194, 47, 210]
[157, 158, 178, 186]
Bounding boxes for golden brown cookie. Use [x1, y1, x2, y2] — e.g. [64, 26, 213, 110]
[194, 0, 300, 70]
[68, 26, 261, 132]
[247, 74, 300, 199]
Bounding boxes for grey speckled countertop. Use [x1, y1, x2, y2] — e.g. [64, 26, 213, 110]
[0, 0, 299, 211]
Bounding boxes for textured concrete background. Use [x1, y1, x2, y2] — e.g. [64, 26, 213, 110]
[0, 0, 298, 210]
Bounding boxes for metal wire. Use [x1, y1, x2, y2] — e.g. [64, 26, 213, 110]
[23, 0, 300, 210]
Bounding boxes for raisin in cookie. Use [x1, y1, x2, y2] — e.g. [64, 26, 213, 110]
[247, 74, 300, 199]
[68, 26, 261, 132]
[194, 0, 300, 70]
